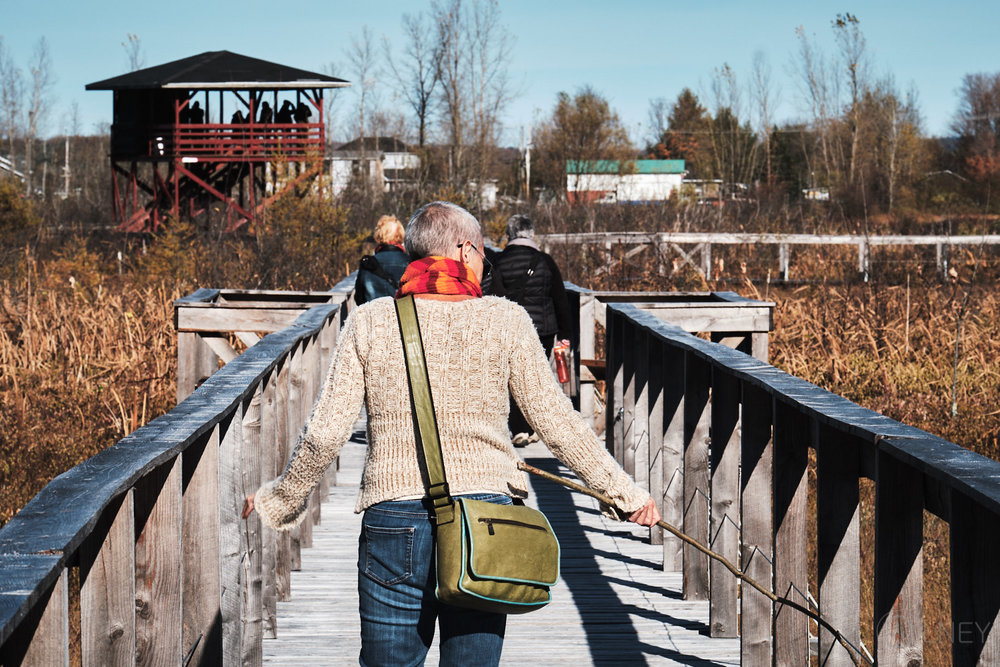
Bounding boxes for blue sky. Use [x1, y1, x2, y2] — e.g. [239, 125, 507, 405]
[1, 0, 997, 143]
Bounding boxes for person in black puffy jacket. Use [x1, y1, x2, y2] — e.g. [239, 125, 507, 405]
[354, 215, 410, 305]
[491, 214, 573, 445]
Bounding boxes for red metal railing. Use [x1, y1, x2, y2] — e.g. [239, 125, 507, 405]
[146, 123, 325, 162]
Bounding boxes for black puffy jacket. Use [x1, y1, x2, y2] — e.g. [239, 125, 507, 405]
[491, 244, 572, 339]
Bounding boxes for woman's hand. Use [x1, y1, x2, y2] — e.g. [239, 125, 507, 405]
[242, 494, 255, 519]
[627, 498, 661, 527]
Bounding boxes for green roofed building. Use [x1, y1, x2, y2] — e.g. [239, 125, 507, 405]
[566, 159, 686, 203]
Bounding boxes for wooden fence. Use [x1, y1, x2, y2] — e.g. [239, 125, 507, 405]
[540, 231, 1000, 281]
[0, 277, 354, 666]
[574, 285, 1000, 664]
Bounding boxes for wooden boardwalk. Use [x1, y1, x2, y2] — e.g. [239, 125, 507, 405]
[264, 433, 741, 666]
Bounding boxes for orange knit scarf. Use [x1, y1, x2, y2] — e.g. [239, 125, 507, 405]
[395, 256, 482, 298]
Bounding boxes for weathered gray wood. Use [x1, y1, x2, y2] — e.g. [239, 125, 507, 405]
[772, 402, 810, 666]
[134, 457, 182, 667]
[643, 306, 772, 335]
[235, 331, 262, 348]
[578, 293, 597, 430]
[242, 388, 264, 666]
[274, 357, 292, 601]
[81, 490, 135, 667]
[874, 448, 923, 666]
[660, 345, 685, 571]
[305, 335, 321, 533]
[633, 330, 650, 496]
[177, 331, 217, 402]
[740, 384, 773, 665]
[177, 308, 325, 334]
[682, 352, 710, 601]
[818, 425, 861, 666]
[16, 568, 68, 667]
[203, 334, 239, 364]
[287, 342, 304, 572]
[260, 373, 279, 637]
[646, 336, 664, 547]
[181, 430, 221, 664]
[607, 311, 624, 460]
[950, 492, 1000, 665]
[538, 230, 1000, 247]
[751, 332, 769, 362]
[622, 323, 637, 478]
[219, 405, 245, 665]
[708, 368, 739, 637]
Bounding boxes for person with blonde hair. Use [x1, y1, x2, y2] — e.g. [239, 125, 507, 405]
[243, 201, 659, 665]
[355, 214, 410, 304]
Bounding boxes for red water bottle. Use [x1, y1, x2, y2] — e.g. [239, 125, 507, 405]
[554, 340, 570, 384]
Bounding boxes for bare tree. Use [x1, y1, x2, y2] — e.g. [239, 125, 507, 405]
[322, 61, 347, 144]
[432, 0, 515, 190]
[646, 97, 669, 151]
[707, 63, 759, 188]
[122, 33, 145, 72]
[833, 13, 870, 185]
[0, 37, 23, 166]
[346, 26, 380, 158]
[25, 37, 55, 196]
[793, 25, 836, 185]
[750, 51, 779, 182]
[383, 12, 440, 147]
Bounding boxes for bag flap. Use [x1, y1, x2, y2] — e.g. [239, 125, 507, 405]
[458, 499, 560, 586]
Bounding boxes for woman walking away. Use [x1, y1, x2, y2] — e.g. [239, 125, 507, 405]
[242, 201, 659, 667]
[354, 214, 410, 305]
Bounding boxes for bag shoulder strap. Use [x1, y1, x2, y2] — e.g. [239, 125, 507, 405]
[361, 254, 400, 288]
[394, 295, 453, 520]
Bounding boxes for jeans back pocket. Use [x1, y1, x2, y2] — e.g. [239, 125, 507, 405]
[361, 525, 415, 586]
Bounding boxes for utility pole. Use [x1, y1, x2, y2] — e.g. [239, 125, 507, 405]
[521, 126, 532, 201]
[62, 135, 70, 199]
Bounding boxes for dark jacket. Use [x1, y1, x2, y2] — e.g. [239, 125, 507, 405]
[355, 245, 410, 304]
[491, 244, 572, 339]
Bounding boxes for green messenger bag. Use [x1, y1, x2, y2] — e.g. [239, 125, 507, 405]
[396, 295, 560, 614]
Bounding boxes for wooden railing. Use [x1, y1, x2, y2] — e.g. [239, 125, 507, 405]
[540, 231, 1000, 281]
[566, 284, 1000, 664]
[0, 276, 355, 666]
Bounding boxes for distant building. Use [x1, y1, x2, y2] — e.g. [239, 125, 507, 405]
[329, 136, 420, 195]
[566, 159, 686, 203]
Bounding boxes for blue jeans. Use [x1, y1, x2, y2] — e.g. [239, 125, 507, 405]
[358, 494, 511, 667]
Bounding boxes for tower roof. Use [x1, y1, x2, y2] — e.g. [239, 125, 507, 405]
[86, 50, 349, 91]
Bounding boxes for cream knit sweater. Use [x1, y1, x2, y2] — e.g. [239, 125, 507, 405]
[254, 296, 650, 531]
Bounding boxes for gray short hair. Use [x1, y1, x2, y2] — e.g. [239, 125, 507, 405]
[405, 201, 483, 259]
[506, 214, 534, 240]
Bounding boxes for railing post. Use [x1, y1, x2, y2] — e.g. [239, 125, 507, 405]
[622, 322, 637, 478]
[81, 490, 136, 666]
[950, 491, 1000, 664]
[660, 344, 685, 571]
[287, 343, 304, 571]
[818, 425, 861, 665]
[772, 401, 810, 664]
[134, 457, 182, 666]
[218, 404, 245, 665]
[780, 242, 790, 281]
[874, 448, 923, 665]
[305, 334, 322, 532]
[5, 568, 69, 667]
[178, 332, 217, 402]
[633, 330, 650, 522]
[578, 293, 597, 430]
[241, 388, 264, 665]
[682, 352, 710, 600]
[181, 429, 220, 663]
[646, 333, 664, 547]
[606, 310, 624, 460]
[260, 371, 279, 635]
[709, 366, 740, 637]
[740, 383, 774, 664]
[274, 357, 292, 599]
